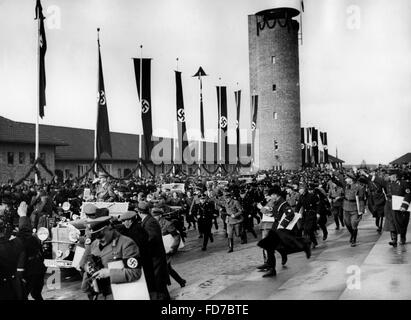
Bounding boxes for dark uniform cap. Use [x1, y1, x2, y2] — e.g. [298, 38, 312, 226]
[267, 185, 282, 196]
[83, 203, 98, 216]
[118, 211, 138, 221]
[136, 201, 150, 214]
[345, 172, 357, 180]
[151, 207, 164, 217]
[87, 216, 112, 234]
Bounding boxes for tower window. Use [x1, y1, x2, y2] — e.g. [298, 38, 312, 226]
[274, 140, 279, 151]
[273, 112, 278, 120]
[272, 84, 277, 91]
[271, 56, 276, 64]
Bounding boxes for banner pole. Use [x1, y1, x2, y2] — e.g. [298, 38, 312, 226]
[139, 45, 143, 178]
[35, 5, 41, 184]
[94, 28, 100, 177]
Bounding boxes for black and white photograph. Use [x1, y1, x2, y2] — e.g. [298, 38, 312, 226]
[1, 0, 411, 307]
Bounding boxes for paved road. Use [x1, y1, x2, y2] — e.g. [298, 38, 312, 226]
[41, 212, 411, 300]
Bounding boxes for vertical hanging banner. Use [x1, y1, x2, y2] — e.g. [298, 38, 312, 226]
[324, 132, 329, 163]
[96, 30, 112, 159]
[251, 95, 258, 147]
[305, 127, 312, 165]
[35, 0, 47, 118]
[235, 90, 241, 161]
[301, 128, 305, 166]
[175, 71, 188, 164]
[312, 127, 319, 164]
[133, 58, 153, 160]
[217, 86, 228, 164]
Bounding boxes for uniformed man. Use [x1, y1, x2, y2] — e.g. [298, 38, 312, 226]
[257, 185, 311, 277]
[238, 188, 258, 243]
[328, 180, 345, 230]
[95, 172, 116, 202]
[80, 216, 142, 300]
[219, 192, 244, 253]
[296, 183, 320, 248]
[0, 216, 26, 300]
[335, 171, 366, 247]
[191, 193, 216, 251]
[256, 187, 275, 268]
[365, 169, 411, 246]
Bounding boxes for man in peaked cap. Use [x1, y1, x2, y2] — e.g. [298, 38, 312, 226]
[362, 168, 411, 246]
[219, 191, 244, 253]
[117, 210, 156, 299]
[191, 193, 216, 251]
[80, 216, 142, 300]
[136, 201, 170, 300]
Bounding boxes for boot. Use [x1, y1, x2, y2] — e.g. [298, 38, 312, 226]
[304, 242, 312, 259]
[351, 229, 358, 247]
[240, 232, 247, 244]
[262, 268, 277, 277]
[389, 232, 398, 247]
[257, 251, 269, 270]
[251, 229, 258, 239]
[400, 234, 406, 245]
[280, 251, 288, 266]
[210, 233, 214, 243]
[227, 239, 234, 253]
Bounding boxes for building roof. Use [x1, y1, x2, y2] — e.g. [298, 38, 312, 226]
[1, 116, 251, 163]
[0, 116, 67, 146]
[390, 153, 411, 165]
[328, 154, 345, 164]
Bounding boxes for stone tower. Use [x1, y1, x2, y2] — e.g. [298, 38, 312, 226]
[249, 0, 302, 170]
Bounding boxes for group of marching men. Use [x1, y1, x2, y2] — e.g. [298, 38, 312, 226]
[1, 166, 410, 299]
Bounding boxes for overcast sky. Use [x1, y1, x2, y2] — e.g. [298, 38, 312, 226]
[0, 0, 410, 165]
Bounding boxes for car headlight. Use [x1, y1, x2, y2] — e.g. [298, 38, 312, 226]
[37, 227, 49, 241]
[68, 229, 80, 243]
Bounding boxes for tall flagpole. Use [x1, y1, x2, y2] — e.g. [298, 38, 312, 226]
[173, 58, 179, 176]
[94, 28, 100, 177]
[138, 45, 143, 178]
[198, 75, 202, 176]
[35, 5, 41, 184]
[218, 77, 222, 172]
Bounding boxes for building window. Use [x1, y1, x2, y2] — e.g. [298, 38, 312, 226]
[7, 152, 14, 165]
[29, 152, 35, 164]
[272, 84, 277, 91]
[274, 140, 279, 151]
[19, 152, 25, 164]
[40, 153, 46, 161]
[118, 168, 122, 178]
[78, 164, 89, 178]
[273, 112, 278, 120]
[102, 164, 112, 175]
[64, 169, 70, 179]
[271, 56, 276, 64]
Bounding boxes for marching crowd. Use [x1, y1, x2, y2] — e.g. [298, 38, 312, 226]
[1, 164, 410, 300]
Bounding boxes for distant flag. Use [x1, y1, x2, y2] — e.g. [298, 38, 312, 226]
[175, 71, 188, 163]
[133, 58, 153, 160]
[96, 29, 112, 158]
[251, 94, 258, 146]
[193, 67, 207, 139]
[235, 90, 241, 160]
[312, 127, 319, 164]
[324, 132, 329, 163]
[217, 86, 228, 164]
[301, 128, 305, 166]
[35, 0, 47, 118]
